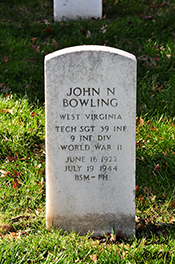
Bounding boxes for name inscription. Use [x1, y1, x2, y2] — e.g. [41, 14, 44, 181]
[63, 87, 118, 107]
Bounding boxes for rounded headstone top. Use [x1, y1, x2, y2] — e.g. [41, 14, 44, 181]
[45, 45, 136, 62]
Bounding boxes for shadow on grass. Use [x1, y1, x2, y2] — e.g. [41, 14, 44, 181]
[0, 0, 175, 119]
[136, 217, 175, 239]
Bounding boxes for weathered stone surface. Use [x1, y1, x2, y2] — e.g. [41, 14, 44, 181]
[45, 45, 136, 236]
[54, 0, 102, 21]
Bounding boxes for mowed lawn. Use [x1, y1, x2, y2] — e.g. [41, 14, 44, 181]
[0, 0, 174, 263]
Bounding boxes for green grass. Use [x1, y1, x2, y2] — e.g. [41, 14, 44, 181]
[0, 0, 175, 263]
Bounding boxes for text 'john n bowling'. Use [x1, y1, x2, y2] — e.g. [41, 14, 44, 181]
[63, 87, 118, 108]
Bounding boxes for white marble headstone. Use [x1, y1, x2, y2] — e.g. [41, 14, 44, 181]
[45, 45, 136, 236]
[54, 0, 102, 21]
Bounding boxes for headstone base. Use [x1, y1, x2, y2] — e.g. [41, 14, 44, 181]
[47, 213, 135, 236]
[54, 0, 102, 21]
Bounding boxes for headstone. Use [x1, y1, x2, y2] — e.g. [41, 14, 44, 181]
[54, 0, 102, 21]
[45, 45, 136, 237]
